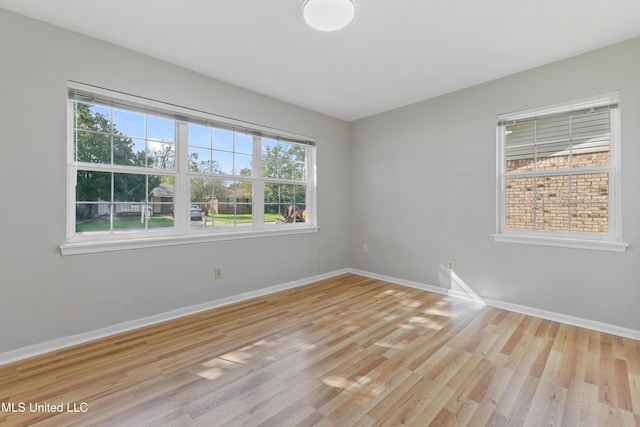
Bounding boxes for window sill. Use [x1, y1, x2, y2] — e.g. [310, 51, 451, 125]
[60, 226, 320, 256]
[492, 233, 628, 252]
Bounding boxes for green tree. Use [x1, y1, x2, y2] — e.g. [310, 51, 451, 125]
[188, 152, 221, 174]
[261, 142, 306, 181]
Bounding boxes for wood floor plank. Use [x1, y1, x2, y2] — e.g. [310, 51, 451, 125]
[1, 273, 638, 426]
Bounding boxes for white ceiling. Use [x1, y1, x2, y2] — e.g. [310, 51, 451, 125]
[2, 0, 640, 122]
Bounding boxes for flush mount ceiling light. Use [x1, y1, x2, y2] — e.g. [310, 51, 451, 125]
[302, 0, 357, 31]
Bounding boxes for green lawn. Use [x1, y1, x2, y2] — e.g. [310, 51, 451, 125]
[77, 213, 287, 232]
[76, 215, 174, 232]
[212, 213, 282, 223]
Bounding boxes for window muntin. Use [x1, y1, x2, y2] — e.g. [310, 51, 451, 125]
[67, 85, 316, 244]
[496, 94, 620, 242]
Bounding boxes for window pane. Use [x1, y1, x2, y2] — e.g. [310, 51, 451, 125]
[212, 180, 253, 228]
[189, 147, 213, 172]
[536, 149, 569, 171]
[235, 133, 253, 154]
[294, 185, 307, 205]
[76, 170, 111, 202]
[75, 103, 111, 133]
[190, 179, 253, 229]
[570, 173, 608, 233]
[571, 173, 608, 204]
[112, 173, 147, 232]
[535, 175, 570, 232]
[213, 128, 233, 151]
[535, 175, 570, 204]
[505, 177, 534, 203]
[76, 170, 111, 233]
[113, 136, 145, 167]
[113, 109, 145, 138]
[291, 146, 307, 181]
[535, 203, 569, 232]
[148, 177, 175, 231]
[536, 115, 570, 143]
[235, 153, 253, 175]
[572, 151, 609, 168]
[190, 178, 214, 229]
[147, 116, 175, 142]
[262, 139, 280, 178]
[188, 124, 211, 148]
[235, 203, 253, 227]
[571, 204, 608, 233]
[76, 131, 111, 164]
[75, 202, 110, 234]
[505, 177, 534, 230]
[233, 180, 253, 227]
[505, 122, 535, 173]
[114, 173, 147, 202]
[148, 141, 175, 170]
[213, 150, 234, 175]
[215, 180, 235, 227]
[506, 157, 534, 173]
[505, 204, 533, 230]
[113, 202, 145, 232]
[295, 204, 307, 222]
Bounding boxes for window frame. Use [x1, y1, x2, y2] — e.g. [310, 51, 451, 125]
[492, 93, 628, 252]
[61, 82, 318, 255]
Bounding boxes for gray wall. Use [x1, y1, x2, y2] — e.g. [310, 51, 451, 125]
[350, 38, 640, 331]
[0, 9, 350, 353]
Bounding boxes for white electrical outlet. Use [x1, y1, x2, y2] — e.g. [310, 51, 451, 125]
[447, 260, 454, 271]
[214, 268, 222, 279]
[362, 244, 368, 253]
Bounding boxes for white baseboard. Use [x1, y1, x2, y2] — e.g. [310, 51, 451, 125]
[348, 268, 640, 341]
[0, 268, 351, 366]
[2, 267, 638, 365]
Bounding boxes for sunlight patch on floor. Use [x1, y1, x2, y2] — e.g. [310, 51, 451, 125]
[322, 374, 372, 393]
[409, 315, 445, 330]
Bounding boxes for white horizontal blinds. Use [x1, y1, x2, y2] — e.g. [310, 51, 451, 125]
[68, 85, 315, 147]
[504, 105, 613, 168]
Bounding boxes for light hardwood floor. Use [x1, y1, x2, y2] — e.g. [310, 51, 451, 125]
[1, 273, 639, 426]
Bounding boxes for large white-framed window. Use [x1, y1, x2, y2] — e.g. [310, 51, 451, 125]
[62, 82, 317, 255]
[493, 93, 628, 252]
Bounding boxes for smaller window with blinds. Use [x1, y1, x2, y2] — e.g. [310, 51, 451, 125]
[494, 93, 628, 252]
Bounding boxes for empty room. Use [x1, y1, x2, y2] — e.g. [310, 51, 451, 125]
[1, 1, 639, 426]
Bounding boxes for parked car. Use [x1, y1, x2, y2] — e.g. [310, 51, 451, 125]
[190, 205, 204, 220]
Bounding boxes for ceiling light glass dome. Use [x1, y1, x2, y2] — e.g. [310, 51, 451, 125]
[302, 0, 357, 31]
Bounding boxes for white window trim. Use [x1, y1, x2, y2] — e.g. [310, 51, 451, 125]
[60, 226, 320, 256]
[62, 82, 318, 255]
[493, 93, 628, 253]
